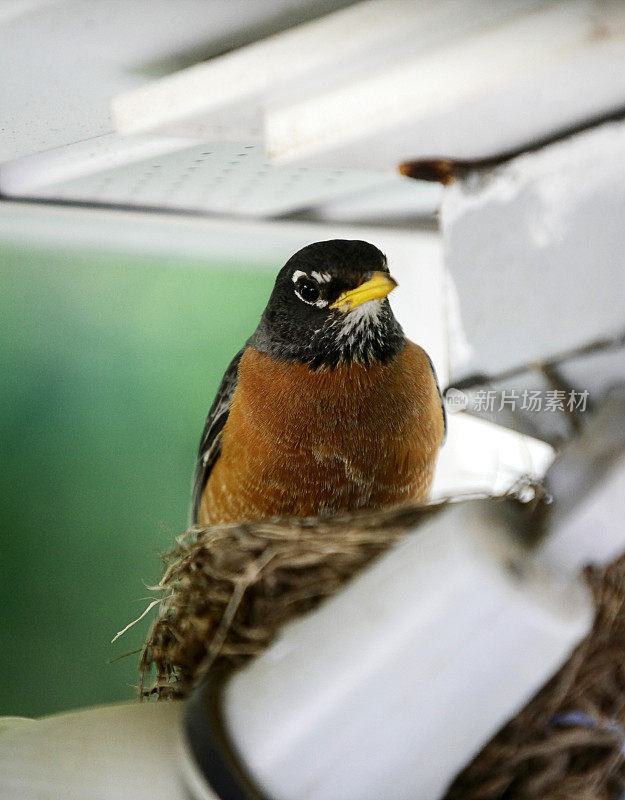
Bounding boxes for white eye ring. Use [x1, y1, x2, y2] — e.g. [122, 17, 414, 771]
[291, 270, 328, 308]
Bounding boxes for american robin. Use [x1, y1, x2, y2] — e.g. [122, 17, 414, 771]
[192, 239, 445, 525]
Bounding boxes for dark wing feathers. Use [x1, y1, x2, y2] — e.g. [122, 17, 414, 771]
[191, 348, 244, 523]
[423, 349, 447, 445]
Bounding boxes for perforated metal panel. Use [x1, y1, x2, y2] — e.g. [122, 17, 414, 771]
[16, 140, 407, 218]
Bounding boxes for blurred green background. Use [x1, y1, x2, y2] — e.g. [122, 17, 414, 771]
[0, 241, 274, 718]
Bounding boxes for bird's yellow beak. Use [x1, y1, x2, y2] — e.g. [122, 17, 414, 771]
[329, 272, 398, 311]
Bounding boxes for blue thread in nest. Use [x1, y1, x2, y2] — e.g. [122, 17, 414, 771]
[551, 710, 625, 755]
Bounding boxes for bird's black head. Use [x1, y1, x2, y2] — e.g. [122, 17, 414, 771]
[248, 239, 405, 369]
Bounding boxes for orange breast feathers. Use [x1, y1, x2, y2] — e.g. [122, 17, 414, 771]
[197, 342, 445, 525]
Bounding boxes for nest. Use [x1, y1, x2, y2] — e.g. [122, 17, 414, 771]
[139, 502, 441, 699]
[138, 500, 625, 799]
[445, 556, 625, 800]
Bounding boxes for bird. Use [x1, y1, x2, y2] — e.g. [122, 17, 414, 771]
[192, 239, 446, 526]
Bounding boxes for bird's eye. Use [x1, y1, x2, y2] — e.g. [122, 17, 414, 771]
[296, 279, 320, 304]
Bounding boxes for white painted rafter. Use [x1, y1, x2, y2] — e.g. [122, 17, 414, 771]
[110, 0, 625, 171]
[113, 0, 541, 140]
[265, 0, 625, 167]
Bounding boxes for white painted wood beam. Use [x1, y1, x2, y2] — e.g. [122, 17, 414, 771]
[440, 119, 625, 377]
[113, 0, 536, 139]
[265, 1, 625, 168]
